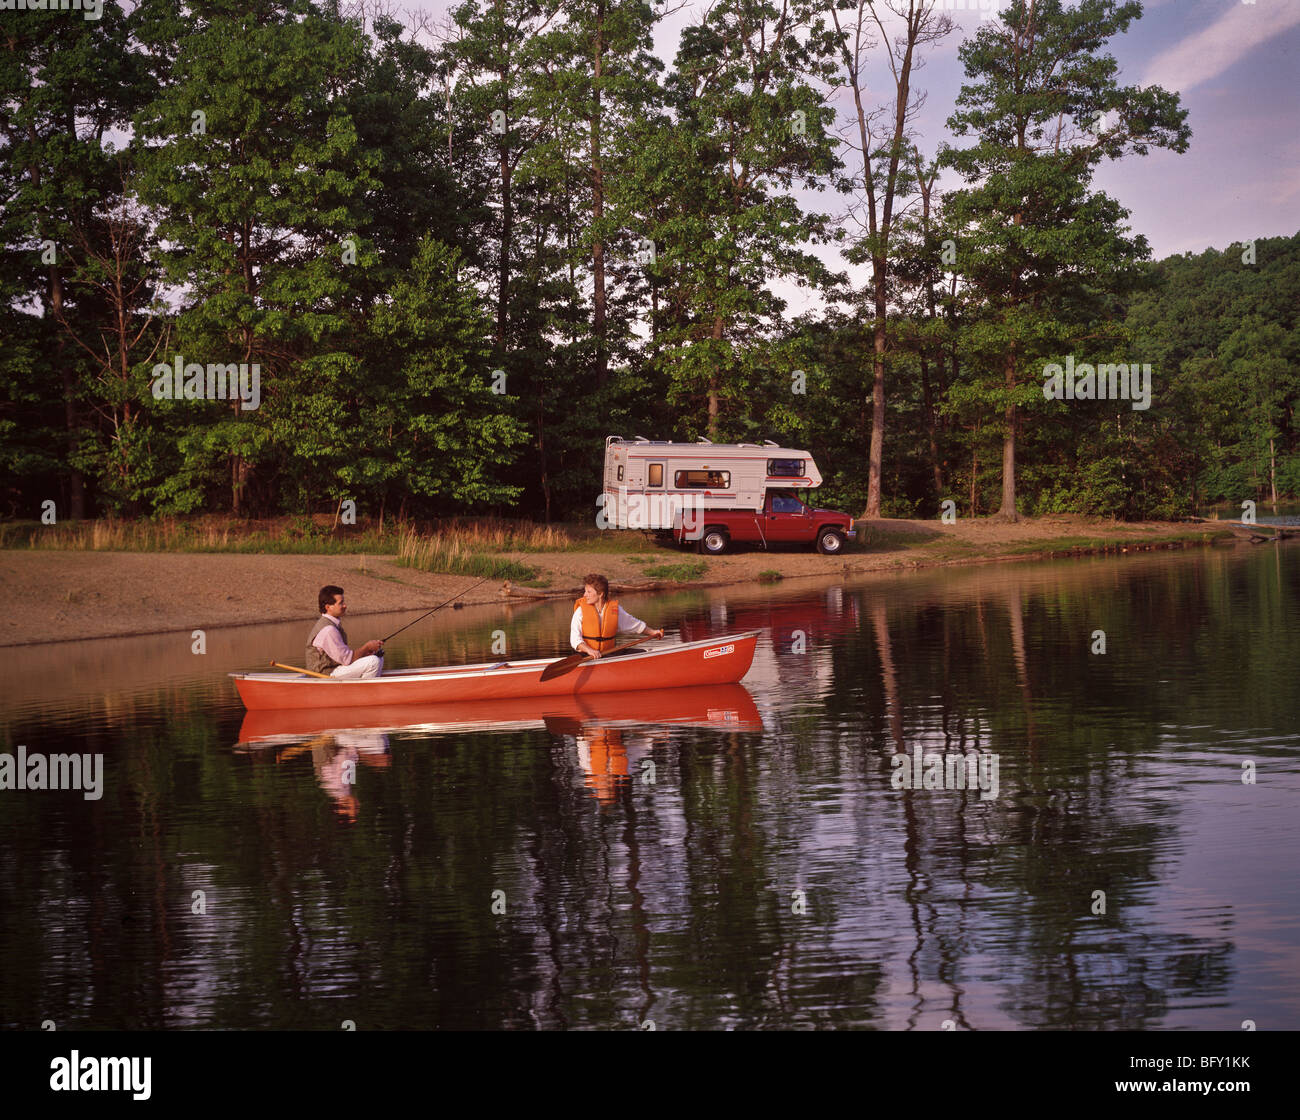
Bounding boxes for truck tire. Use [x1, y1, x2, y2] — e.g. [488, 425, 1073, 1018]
[816, 527, 845, 555]
[697, 527, 729, 555]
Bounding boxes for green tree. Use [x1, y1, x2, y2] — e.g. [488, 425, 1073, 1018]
[0, 2, 149, 517]
[134, 0, 381, 514]
[315, 238, 528, 514]
[632, 0, 844, 440]
[830, 0, 953, 519]
[940, 0, 1189, 519]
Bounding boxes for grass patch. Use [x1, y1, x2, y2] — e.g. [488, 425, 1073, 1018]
[561, 529, 668, 554]
[425, 517, 574, 551]
[985, 529, 1218, 557]
[640, 560, 707, 582]
[0, 515, 673, 556]
[395, 527, 537, 580]
[1000, 536, 1112, 554]
[758, 569, 783, 583]
[852, 524, 941, 552]
[918, 538, 979, 558]
[0, 516, 402, 554]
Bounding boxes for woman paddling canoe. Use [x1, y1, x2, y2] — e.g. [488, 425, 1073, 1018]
[570, 573, 664, 658]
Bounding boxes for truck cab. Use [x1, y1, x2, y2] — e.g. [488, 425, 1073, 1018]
[765, 490, 819, 542]
[675, 487, 857, 555]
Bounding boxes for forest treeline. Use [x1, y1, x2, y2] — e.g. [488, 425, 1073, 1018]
[2, 0, 1297, 524]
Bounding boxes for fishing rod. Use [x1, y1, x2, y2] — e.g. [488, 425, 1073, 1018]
[379, 576, 494, 645]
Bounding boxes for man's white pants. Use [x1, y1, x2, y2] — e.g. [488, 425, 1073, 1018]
[330, 654, 384, 679]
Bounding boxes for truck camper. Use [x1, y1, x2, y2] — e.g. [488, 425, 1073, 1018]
[599, 436, 856, 555]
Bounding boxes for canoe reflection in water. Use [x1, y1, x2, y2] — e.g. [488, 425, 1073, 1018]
[236, 684, 763, 814]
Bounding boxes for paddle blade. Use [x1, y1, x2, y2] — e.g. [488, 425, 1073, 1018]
[539, 652, 588, 682]
[537, 637, 651, 683]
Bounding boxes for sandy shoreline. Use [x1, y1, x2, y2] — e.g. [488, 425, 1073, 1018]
[0, 516, 1233, 647]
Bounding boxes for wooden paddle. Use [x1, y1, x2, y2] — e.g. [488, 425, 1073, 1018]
[538, 637, 654, 682]
[270, 660, 334, 680]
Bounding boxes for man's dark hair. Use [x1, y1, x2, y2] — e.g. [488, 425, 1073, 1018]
[582, 573, 609, 598]
[319, 585, 344, 614]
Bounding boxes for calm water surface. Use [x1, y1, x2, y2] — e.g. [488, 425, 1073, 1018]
[2, 544, 1298, 1030]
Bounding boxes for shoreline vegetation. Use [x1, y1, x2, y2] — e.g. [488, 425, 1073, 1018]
[2, 513, 1283, 648]
[6, 1, 1297, 586]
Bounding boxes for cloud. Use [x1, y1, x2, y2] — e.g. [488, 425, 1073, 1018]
[1143, 1, 1300, 92]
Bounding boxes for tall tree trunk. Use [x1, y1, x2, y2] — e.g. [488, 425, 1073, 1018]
[43, 218, 85, 518]
[26, 132, 86, 518]
[589, 0, 607, 389]
[231, 442, 245, 517]
[708, 314, 724, 439]
[996, 349, 1018, 520]
[537, 394, 551, 523]
[996, 167, 1024, 523]
[497, 133, 511, 355]
[57, 335, 85, 518]
[230, 220, 256, 512]
[831, 1, 931, 519]
[914, 155, 944, 501]
[1269, 437, 1278, 514]
[866, 305, 886, 516]
[919, 354, 943, 496]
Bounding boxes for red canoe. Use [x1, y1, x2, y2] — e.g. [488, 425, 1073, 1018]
[236, 683, 763, 743]
[231, 631, 759, 711]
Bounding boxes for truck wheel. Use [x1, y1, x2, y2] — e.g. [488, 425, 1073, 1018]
[698, 528, 729, 555]
[816, 528, 845, 555]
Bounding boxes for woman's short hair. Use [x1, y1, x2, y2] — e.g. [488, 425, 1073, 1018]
[582, 573, 609, 598]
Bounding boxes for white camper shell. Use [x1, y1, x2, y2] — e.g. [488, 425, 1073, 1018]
[601, 436, 823, 530]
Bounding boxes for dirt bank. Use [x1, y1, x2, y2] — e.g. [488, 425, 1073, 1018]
[0, 515, 1231, 647]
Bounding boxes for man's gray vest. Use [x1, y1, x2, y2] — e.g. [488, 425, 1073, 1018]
[306, 615, 347, 674]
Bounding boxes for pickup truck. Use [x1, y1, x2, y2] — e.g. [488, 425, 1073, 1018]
[673, 489, 857, 555]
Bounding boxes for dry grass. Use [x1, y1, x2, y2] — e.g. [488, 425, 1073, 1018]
[420, 517, 575, 551]
[395, 526, 538, 580]
[0, 515, 579, 556]
[0, 517, 397, 554]
[639, 560, 708, 582]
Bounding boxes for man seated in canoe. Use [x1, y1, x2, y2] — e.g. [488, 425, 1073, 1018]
[307, 585, 385, 679]
[570, 573, 664, 659]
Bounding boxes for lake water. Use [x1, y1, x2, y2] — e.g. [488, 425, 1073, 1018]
[2, 543, 1297, 1030]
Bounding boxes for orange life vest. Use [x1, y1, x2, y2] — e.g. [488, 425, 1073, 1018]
[575, 597, 620, 653]
[580, 728, 628, 807]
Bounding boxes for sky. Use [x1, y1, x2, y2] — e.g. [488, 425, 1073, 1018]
[406, 0, 1299, 309]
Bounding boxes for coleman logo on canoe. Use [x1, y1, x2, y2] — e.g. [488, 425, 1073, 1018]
[703, 644, 735, 659]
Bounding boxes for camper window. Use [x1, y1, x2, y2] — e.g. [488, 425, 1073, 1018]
[647, 463, 664, 487]
[675, 469, 730, 489]
[768, 458, 804, 477]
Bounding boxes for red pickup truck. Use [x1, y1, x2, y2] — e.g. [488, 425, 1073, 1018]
[673, 489, 857, 555]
